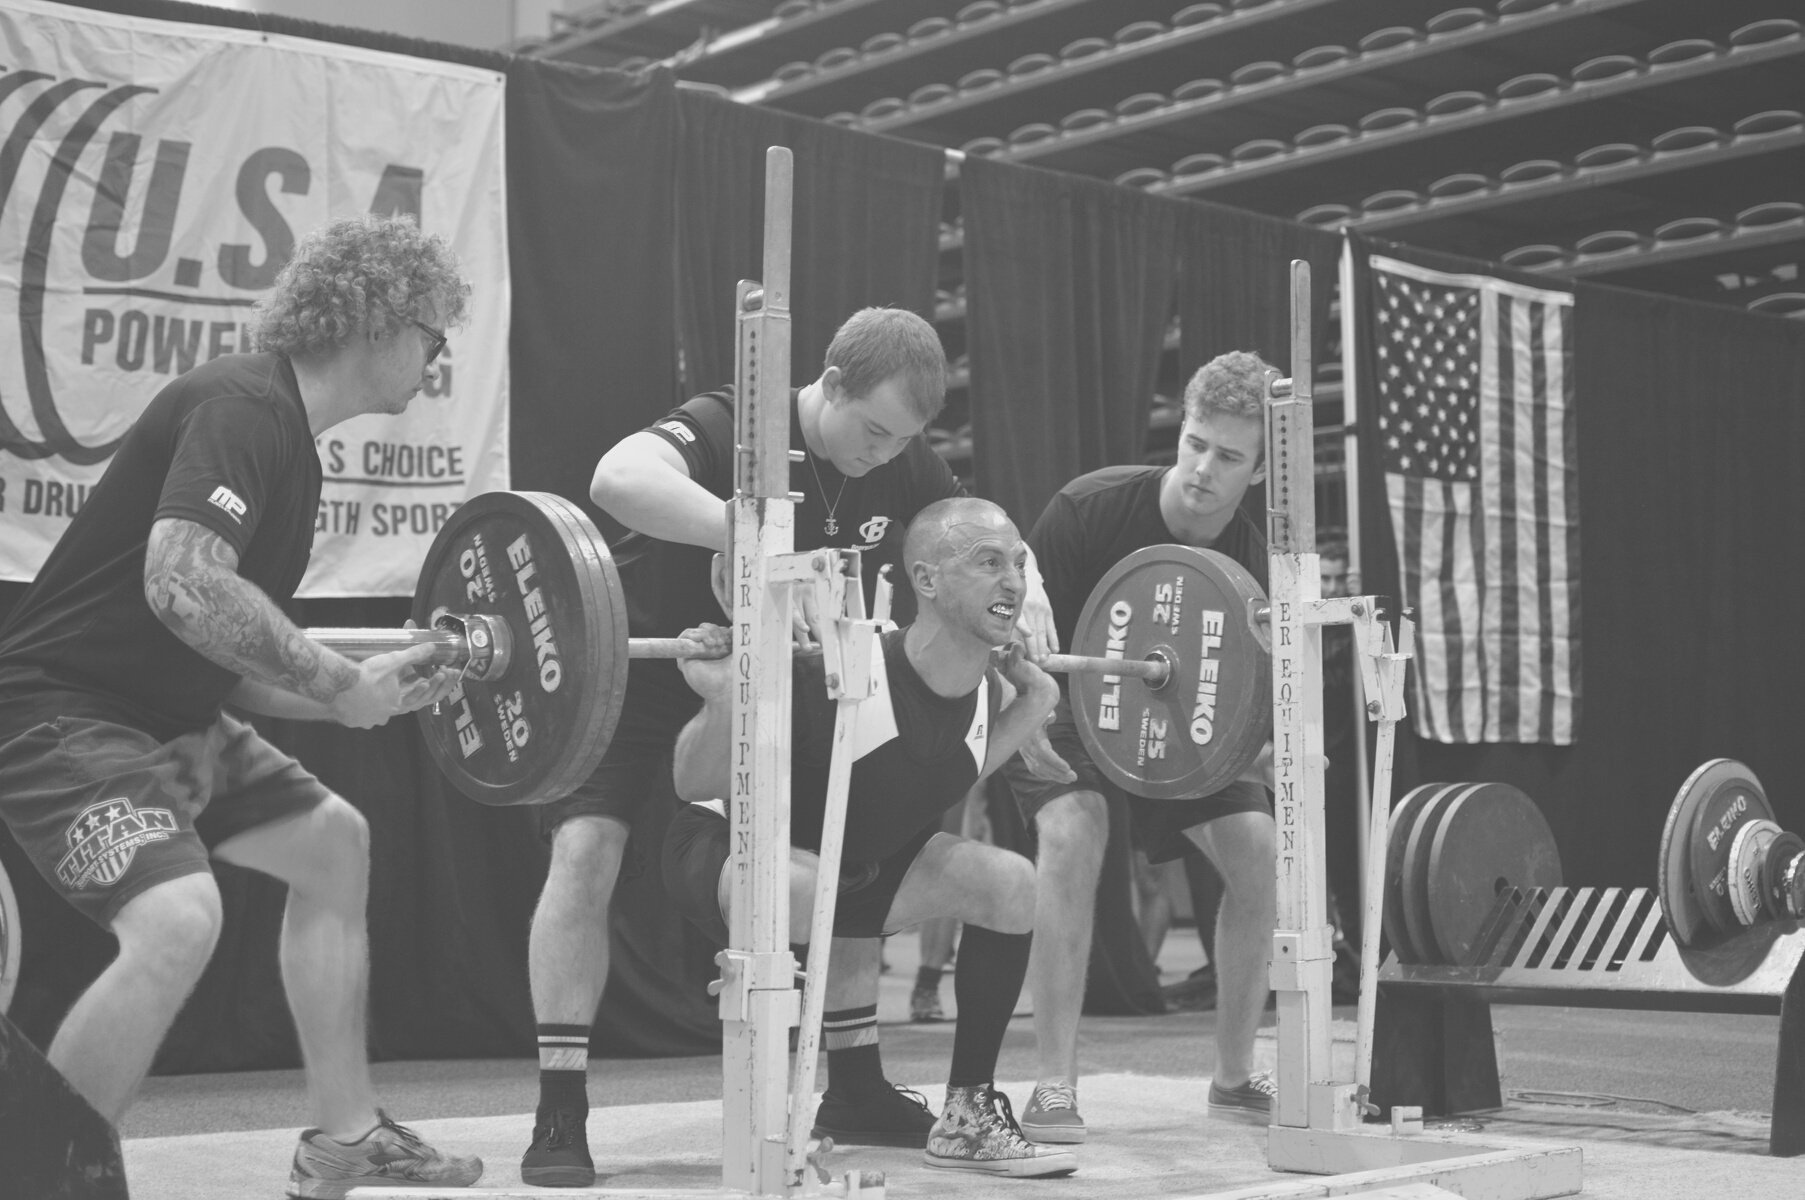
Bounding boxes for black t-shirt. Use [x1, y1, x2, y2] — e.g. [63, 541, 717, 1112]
[1028, 464, 1268, 657]
[788, 627, 1001, 865]
[613, 386, 965, 731]
[0, 354, 320, 741]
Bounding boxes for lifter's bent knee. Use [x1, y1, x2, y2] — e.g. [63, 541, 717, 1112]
[111, 874, 223, 987]
[547, 817, 629, 888]
[1033, 791, 1109, 884]
[287, 796, 371, 902]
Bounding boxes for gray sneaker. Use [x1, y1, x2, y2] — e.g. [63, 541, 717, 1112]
[288, 1111, 482, 1198]
[925, 1084, 1078, 1177]
[1207, 1070, 1277, 1118]
[1020, 1080, 1086, 1144]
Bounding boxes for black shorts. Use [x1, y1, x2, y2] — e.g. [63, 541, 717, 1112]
[0, 711, 330, 927]
[536, 677, 694, 878]
[1000, 698, 1271, 864]
[662, 802, 936, 944]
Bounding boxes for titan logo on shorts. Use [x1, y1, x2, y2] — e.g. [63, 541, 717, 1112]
[208, 485, 248, 522]
[55, 798, 179, 890]
[856, 515, 891, 549]
[656, 420, 696, 445]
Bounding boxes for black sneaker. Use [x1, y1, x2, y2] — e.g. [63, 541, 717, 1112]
[521, 1106, 594, 1188]
[812, 1084, 937, 1148]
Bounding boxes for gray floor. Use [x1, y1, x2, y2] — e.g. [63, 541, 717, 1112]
[122, 930, 1787, 1140]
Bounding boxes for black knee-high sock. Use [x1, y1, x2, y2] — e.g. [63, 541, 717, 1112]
[948, 926, 1031, 1088]
[823, 1004, 887, 1100]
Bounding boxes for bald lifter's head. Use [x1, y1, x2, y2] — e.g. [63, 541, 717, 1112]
[903, 497, 1027, 648]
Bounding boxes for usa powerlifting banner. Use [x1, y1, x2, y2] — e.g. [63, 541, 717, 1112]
[0, 0, 508, 596]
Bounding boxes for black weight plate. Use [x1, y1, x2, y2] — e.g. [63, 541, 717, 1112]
[1402, 783, 1475, 965]
[1382, 783, 1455, 963]
[1068, 545, 1271, 800]
[411, 492, 628, 806]
[1658, 758, 1775, 948]
[1426, 782, 1563, 965]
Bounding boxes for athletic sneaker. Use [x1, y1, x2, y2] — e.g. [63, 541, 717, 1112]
[909, 984, 947, 1023]
[287, 1111, 482, 1198]
[1208, 1070, 1277, 1117]
[813, 1084, 937, 1147]
[521, 1105, 595, 1187]
[925, 1084, 1078, 1177]
[1019, 1080, 1086, 1144]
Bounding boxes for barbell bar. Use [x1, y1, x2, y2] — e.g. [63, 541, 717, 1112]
[301, 491, 1274, 806]
[314, 622, 1182, 686]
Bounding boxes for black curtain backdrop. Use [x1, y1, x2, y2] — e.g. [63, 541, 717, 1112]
[1352, 232, 1805, 887]
[672, 89, 945, 396]
[962, 157, 1180, 530]
[1174, 198, 1339, 383]
[962, 158, 1185, 1016]
[5, 2, 703, 1067]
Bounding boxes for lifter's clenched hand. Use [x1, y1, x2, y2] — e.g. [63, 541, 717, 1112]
[993, 642, 1074, 784]
[1015, 589, 1059, 661]
[330, 641, 459, 729]
[677, 623, 734, 700]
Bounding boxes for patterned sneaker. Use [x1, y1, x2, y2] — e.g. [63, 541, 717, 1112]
[521, 1105, 595, 1188]
[813, 1084, 937, 1148]
[925, 1084, 1078, 1177]
[288, 1111, 482, 1198]
[1019, 1080, 1086, 1144]
[1208, 1070, 1277, 1118]
[909, 985, 947, 1023]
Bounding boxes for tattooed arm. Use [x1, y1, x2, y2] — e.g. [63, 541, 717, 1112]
[144, 517, 454, 728]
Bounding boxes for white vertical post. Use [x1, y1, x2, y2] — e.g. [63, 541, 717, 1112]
[1338, 235, 1374, 920]
[722, 146, 799, 1198]
[1266, 261, 1339, 1131]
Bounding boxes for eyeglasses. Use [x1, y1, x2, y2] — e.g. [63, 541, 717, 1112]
[406, 316, 448, 365]
[386, 304, 447, 365]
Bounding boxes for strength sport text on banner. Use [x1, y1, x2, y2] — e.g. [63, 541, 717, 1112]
[0, 0, 509, 596]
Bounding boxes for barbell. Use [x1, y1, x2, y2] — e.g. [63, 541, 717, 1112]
[306, 491, 1272, 806]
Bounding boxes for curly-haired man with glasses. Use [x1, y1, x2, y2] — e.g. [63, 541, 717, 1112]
[0, 215, 484, 1197]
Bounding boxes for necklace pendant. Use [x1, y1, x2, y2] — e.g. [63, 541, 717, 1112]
[823, 516, 839, 536]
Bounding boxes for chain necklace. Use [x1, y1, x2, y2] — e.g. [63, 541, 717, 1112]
[805, 449, 850, 537]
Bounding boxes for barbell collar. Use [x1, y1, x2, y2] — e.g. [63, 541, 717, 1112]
[311, 612, 511, 682]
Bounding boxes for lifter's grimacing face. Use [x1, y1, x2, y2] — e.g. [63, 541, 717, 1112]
[928, 517, 1027, 644]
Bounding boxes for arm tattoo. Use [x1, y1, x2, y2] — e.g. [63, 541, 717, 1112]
[145, 518, 357, 704]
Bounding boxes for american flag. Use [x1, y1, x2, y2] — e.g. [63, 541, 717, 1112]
[1368, 254, 1580, 744]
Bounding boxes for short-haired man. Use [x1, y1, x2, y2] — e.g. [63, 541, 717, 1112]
[1003, 351, 1280, 1142]
[664, 497, 1077, 1177]
[0, 215, 484, 1196]
[523, 309, 1056, 1185]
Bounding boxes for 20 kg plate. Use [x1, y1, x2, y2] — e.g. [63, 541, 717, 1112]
[411, 492, 628, 806]
[1658, 758, 1777, 948]
[1067, 545, 1271, 801]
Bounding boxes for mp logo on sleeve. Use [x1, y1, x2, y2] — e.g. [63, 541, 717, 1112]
[208, 485, 248, 522]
